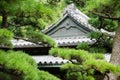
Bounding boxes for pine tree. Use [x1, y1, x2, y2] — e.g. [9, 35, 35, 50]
[84, 0, 120, 79]
[0, 1, 60, 80]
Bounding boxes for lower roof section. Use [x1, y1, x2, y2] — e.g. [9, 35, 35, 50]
[32, 54, 111, 68]
[53, 36, 96, 46]
[0, 36, 96, 48]
[0, 39, 48, 48]
[32, 55, 70, 68]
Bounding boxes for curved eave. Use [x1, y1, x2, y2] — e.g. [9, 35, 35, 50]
[38, 64, 64, 68]
[43, 14, 69, 34]
[0, 39, 48, 49]
[54, 37, 96, 46]
[32, 55, 70, 68]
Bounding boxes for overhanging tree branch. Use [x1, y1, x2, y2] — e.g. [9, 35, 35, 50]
[90, 11, 120, 21]
[89, 11, 116, 37]
[0, 64, 23, 78]
[14, 36, 49, 46]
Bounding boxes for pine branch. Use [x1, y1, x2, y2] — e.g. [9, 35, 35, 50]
[8, 22, 21, 27]
[0, 64, 23, 78]
[90, 11, 120, 21]
[13, 36, 48, 46]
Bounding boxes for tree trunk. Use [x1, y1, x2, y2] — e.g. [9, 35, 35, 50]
[111, 20, 120, 65]
[104, 20, 120, 80]
[1, 11, 8, 28]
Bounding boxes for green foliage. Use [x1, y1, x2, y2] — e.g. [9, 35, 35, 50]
[65, 0, 87, 7]
[49, 48, 120, 80]
[85, 0, 111, 12]
[76, 42, 89, 50]
[76, 43, 107, 53]
[20, 0, 36, 12]
[11, 1, 62, 28]
[0, 16, 2, 25]
[83, 60, 120, 74]
[0, 72, 11, 80]
[0, 0, 36, 13]
[89, 17, 117, 31]
[103, 19, 117, 31]
[89, 32, 102, 39]
[49, 48, 104, 62]
[89, 47, 106, 53]
[38, 70, 60, 80]
[0, 29, 13, 47]
[88, 17, 100, 28]
[1, 0, 65, 49]
[7, 1, 64, 38]
[83, 0, 119, 53]
[87, 32, 113, 53]
[61, 63, 95, 80]
[76, 44, 107, 53]
[92, 53, 105, 60]
[0, 0, 21, 13]
[26, 31, 57, 47]
[61, 63, 94, 80]
[0, 50, 60, 80]
[37, 18, 48, 29]
[85, 0, 120, 17]
[47, 0, 61, 5]
[32, 3, 59, 29]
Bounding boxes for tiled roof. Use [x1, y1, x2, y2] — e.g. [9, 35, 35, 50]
[43, 4, 98, 46]
[54, 37, 96, 46]
[43, 4, 115, 46]
[11, 39, 37, 48]
[0, 39, 44, 48]
[44, 4, 98, 33]
[9, 37, 95, 48]
[64, 4, 115, 36]
[32, 54, 111, 67]
[63, 3, 98, 32]
[32, 55, 70, 67]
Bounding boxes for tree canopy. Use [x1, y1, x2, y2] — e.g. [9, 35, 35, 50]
[0, 0, 120, 80]
[84, 0, 120, 79]
[0, 0, 61, 80]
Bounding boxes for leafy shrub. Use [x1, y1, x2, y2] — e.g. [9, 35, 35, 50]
[88, 32, 102, 39]
[0, 16, 2, 25]
[38, 70, 60, 80]
[0, 29, 13, 48]
[26, 31, 57, 47]
[0, 50, 60, 80]
[49, 48, 120, 80]
[89, 47, 106, 53]
[76, 42, 89, 50]
[47, 0, 61, 5]
[76, 43, 107, 53]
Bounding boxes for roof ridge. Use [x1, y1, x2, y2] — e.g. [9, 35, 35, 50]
[63, 3, 98, 31]
[63, 3, 89, 21]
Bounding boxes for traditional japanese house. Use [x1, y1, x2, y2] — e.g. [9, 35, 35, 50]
[0, 39, 69, 79]
[43, 3, 97, 47]
[0, 3, 112, 79]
